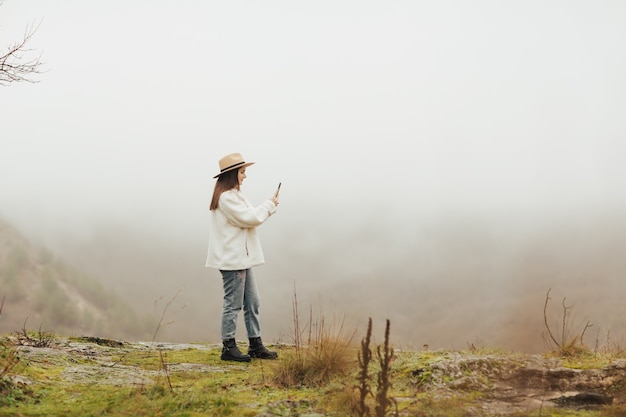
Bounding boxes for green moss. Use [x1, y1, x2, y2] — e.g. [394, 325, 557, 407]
[2, 335, 623, 417]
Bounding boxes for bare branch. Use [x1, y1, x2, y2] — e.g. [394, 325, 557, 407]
[561, 297, 570, 346]
[543, 288, 560, 348]
[580, 320, 593, 346]
[1, 19, 45, 86]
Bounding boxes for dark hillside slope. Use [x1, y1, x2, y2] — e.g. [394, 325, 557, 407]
[0, 218, 150, 340]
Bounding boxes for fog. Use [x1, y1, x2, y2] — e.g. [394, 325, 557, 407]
[1, 1, 626, 352]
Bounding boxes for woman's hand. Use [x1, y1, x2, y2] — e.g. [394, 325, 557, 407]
[271, 189, 280, 206]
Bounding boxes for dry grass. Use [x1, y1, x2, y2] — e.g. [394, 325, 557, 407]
[273, 285, 356, 387]
[273, 337, 356, 387]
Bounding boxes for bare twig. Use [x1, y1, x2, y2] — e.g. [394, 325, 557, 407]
[1, 19, 45, 85]
[149, 288, 187, 394]
[543, 289, 560, 348]
[158, 349, 173, 393]
[561, 297, 570, 347]
[151, 288, 187, 343]
[580, 321, 593, 346]
[543, 289, 593, 356]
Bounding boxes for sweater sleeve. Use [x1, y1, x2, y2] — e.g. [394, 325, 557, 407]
[219, 190, 277, 228]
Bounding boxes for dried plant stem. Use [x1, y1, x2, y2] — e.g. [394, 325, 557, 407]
[158, 349, 173, 393]
[149, 289, 187, 394]
[542, 288, 593, 356]
[292, 282, 302, 353]
[543, 288, 560, 348]
[356, 317, 373, 417]
[561, 297, 570, 347]
[375, 319, 397, 417]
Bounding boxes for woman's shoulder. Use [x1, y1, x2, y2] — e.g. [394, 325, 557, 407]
[220, 188, 240, 197]
[219, 189, 245, 204]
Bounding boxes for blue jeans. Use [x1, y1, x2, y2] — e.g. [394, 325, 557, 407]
[220, 269, 261, 340]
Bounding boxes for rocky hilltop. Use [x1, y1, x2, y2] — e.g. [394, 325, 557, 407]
[2, 334, 625, 416]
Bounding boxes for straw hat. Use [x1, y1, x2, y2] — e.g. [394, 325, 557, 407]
[213, 153, 255, 178]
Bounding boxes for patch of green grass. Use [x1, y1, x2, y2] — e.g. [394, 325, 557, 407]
[407, 395, 483, 417]
[2, 381, 262, 417]
[553, 350, 621, 370]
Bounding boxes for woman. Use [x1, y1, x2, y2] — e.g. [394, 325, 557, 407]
[206, 152, 279, 362]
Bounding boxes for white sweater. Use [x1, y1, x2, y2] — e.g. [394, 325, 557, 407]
[205, 189, 277, 270]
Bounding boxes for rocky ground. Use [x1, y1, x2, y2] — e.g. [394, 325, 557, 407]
[7, 335, 626, 416]
[411, 351, 626, 415]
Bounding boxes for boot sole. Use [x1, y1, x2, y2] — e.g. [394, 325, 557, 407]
[221, 355, 251, 362]
[248, 352, 278, 359]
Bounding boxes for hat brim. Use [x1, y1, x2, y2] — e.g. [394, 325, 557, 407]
[213, 162, 255, 178]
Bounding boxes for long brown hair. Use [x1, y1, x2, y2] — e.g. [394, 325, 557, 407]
[210, 169, 239, 210]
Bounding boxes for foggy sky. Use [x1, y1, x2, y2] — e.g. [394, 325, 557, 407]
[2, 1, 626, 352]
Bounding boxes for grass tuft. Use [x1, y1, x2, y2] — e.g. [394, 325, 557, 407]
[274, 336, 355, 387]
[273, 285, 355, 387]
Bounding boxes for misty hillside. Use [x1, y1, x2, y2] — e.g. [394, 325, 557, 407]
[0, 218, 151, 340]
[9, 207, 626, 355]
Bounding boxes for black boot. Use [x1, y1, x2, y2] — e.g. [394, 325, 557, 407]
[221, 339, 251, 362]
[248, 337, 278, 359]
